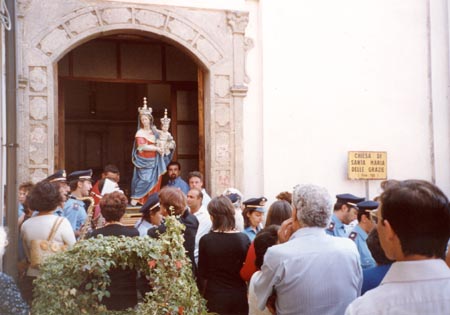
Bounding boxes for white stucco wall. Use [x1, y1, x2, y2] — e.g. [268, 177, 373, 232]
[257, 0, 450, 201]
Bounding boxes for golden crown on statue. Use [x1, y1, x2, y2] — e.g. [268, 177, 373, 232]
[160, 108, 171, 125]
[138, 97, 153, 116]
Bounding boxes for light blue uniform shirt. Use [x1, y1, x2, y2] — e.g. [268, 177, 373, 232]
[326, 213, 347, 237]
[63, 197, 87, 231]
[244, 226, 260, 242]
[167, 177, 190, 195]
[349, 225, 376, 269]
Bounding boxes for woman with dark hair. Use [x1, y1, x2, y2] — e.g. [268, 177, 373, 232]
[89, 191, 139, 311]
[21, 181, 76, 304]
[198, 196, 250, 315]
[147, 187, 198, 275]
[265, 200, 292, 226]
[248, 225, 280, 315]
[240, 200, 293, 282]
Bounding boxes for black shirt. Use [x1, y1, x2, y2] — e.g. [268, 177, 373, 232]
[89, 224, 139, 311]
[198, 231, 250, 293]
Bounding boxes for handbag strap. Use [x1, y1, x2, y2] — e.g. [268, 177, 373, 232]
[47, 217, 65, 241]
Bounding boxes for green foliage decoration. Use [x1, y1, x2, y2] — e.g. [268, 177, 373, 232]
[32, 216, 209, 315]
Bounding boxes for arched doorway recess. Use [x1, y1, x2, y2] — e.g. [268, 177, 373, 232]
[59, 33, 201, 193]
[17, 2, 251, 196]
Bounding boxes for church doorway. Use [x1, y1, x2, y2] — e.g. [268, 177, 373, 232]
[57, 33, 204, 194]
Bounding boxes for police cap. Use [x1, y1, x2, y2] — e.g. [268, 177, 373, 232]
[243, 197, 267, 212]
[140, 193, 160, 214]
[356, 200, 379, 212]
[43, 169, 67, 183]
[68, 169, 93, 182]
[336, 193, 365, 207]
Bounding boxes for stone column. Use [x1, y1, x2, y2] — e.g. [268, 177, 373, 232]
[227, 11, 250, 193]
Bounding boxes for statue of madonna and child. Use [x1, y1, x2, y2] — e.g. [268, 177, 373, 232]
[130, 98, 175, 206]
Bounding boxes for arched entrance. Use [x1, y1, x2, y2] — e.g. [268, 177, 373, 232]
[17, 3, 250, 196]
[58, 33, 203, 193]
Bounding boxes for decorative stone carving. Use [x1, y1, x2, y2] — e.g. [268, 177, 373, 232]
[215, 103, 230, 127]
[17, 0, 32, 17]
[196, 37, 222, 64]
[216, 132, 230, 166]
[30, 125, 47, 144]
[135, 9, 166, 28]
[215, 75, 230, 98]
[29, 144, 47, 164]
[29, 67, 47, 92]
[226, 11, 249, 35]
[167, 18, 196, 42]
[243, 37, 254, 84]
[101, 8, 132, 24]
[30, 169, 48, 184]
[40, 27, 69, 55]
[217, 170, 231, 189]
[30, 97, 47, 120]
[68, 12, 99, 35]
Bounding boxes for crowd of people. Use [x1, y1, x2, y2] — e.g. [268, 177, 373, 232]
[1, 161, 450, 315]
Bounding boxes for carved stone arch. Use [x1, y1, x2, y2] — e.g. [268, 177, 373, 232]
[31, 5, 225, 67]
[18, 1, 250, 196]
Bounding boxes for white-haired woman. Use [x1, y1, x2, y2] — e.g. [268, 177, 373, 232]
[0, 226, 29, 315]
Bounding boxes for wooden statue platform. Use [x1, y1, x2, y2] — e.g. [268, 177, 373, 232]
[122, 205, 142, 227]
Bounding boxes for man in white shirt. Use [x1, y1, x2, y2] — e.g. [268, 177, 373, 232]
[187, 188, 212, 265]
[254, 184, 362, 315]
[346, 179, 450, 315]
[188, 171, 211, 206]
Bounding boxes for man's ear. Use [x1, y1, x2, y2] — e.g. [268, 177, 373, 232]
[382, 219, 396, 240]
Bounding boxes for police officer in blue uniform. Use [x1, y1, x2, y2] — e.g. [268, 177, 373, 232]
[242, 197, 267, 241]
[326, 193, 364, 237]
[349, 200, 378, 269]
[63, 169, 93, 237]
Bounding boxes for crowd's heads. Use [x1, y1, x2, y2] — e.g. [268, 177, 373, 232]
[43, 169, 67, 183]
[140, 193, 160, 216]
[223, 188, 243, 208]
[292, 184, 332, 228]
[333, 193, 363, 224]
[188, 171, 204, 190]
[103, 164, 120, 183]
[243, 197, 267, 228]
[28, 181, 63, 212]
[18, 181, 34, 204]
[42, 170, 69, 204]
[208, 196, 236, 232]
[366, 228, 394, 266]
[254, 225, 280, 269]
[265, 200, 292, 226]
[0, 226, 7, 258]
[68, 169, 93, 193]
[276, 191, 292, 204]
[187, 188, 203, 210]
[378, 179, 450, 259]
[355, 200, 379, 223]
[159, 186, 187, 216]
[167, 161, 182, 180]
[100, 191, 128, 222]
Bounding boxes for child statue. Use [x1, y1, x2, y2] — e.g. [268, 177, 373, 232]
[157, 109, 176, 156]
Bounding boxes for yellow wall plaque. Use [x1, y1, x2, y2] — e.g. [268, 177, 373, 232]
[348, 151, 387, 180]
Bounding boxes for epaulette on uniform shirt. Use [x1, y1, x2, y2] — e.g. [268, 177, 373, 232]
[327, 221, 335, 232]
